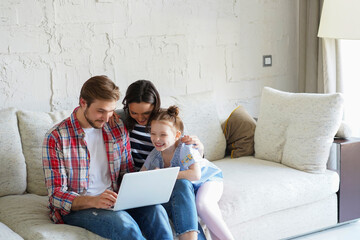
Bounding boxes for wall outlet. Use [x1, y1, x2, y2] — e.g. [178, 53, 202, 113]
[263, 55, 272, 67]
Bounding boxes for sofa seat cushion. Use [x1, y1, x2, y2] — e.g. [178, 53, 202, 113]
[0, 222, 23, 240]
[214, 156, 339, 227]
[0, 194, 105, 240]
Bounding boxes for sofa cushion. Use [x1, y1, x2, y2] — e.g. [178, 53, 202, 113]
[214, 156, 339, 225]
[226, 194, 337, 240]
[254, 87, 343, 173]
[163, 92, 226, 161]
[17, 110, 72, 196]
[0, 194, 105, 240]
[0, 108, 27, 197]
[222, 106, 256, 158]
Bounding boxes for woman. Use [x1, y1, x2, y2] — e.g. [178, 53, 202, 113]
[119, 80, 206, 240]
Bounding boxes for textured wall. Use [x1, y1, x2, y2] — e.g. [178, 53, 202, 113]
[0, 0, 299, 119]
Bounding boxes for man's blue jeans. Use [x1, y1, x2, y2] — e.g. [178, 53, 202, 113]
[163, 179, 206, 240]
[63, 205, 172, 240]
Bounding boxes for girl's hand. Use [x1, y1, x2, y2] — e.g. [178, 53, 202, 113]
[109, 111, 120, 128]
[181, 135, 204, 157]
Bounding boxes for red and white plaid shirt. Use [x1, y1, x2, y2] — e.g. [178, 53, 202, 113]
[42, 107, 134, 224]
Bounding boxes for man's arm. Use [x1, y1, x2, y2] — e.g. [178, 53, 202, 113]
[43, 133, 119, 212]
[42, 133, 79, 214]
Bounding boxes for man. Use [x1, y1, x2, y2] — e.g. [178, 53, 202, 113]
[42, 75, 173, 240]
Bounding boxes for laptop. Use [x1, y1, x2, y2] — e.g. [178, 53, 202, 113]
[109, 167, 180, 211]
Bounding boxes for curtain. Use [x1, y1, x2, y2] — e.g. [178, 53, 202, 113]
[298, 0, 343, 94]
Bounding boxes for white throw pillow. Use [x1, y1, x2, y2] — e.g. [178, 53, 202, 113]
[254, 87, 343, 173]
[17, 110, 72, 196]
[165, 92, 226, 161]
[0, 108, 27, 197]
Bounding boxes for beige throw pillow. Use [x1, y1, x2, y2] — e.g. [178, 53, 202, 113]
[222, 106, 256, 158]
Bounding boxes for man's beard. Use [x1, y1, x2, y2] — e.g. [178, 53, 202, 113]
[84, 109, 104, 129]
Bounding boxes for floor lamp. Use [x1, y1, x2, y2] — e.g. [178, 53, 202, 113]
[318, 0, 360, 39]
[318, 0, 360, 139]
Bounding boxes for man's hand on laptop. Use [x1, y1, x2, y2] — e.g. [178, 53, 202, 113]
[94, 189, 118, 209]
[71, 189, 118, 211]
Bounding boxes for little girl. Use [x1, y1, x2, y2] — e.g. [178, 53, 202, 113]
[141, 105, 234, 240]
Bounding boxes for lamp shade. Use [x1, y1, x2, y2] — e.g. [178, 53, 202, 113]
[318, 0, 360, 39]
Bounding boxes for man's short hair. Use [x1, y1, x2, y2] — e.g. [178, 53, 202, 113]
[79, 75, 120, 106]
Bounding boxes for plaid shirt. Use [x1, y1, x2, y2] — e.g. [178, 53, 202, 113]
[42, 107, 134, 224]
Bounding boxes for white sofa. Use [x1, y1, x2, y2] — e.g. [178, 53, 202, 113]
[0, 87, 344, 240]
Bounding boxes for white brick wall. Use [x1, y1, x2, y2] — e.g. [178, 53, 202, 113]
[0, 0, 299, 118]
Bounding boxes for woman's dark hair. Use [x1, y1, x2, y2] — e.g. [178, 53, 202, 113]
[122, 80, 161, 130]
